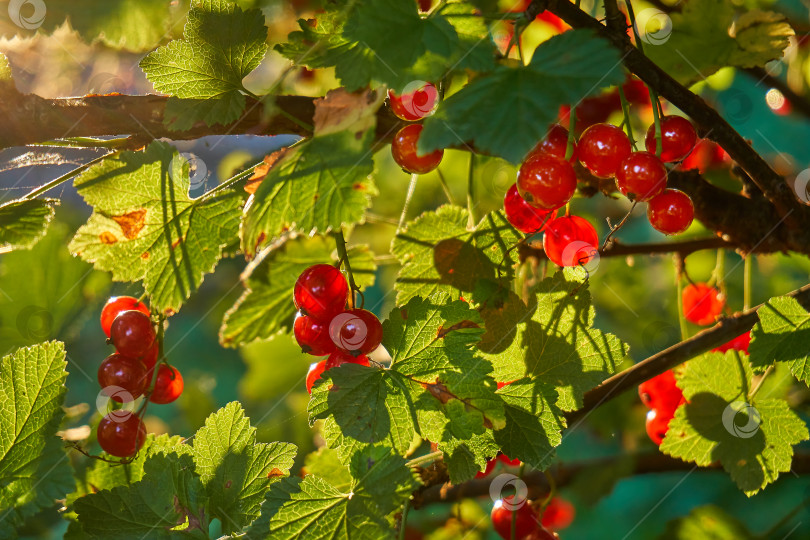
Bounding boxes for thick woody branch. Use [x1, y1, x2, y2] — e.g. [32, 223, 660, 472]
[519, 236, 732, 262]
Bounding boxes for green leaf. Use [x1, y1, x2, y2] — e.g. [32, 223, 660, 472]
[749, 296, 810, 384]
[303, 448, 353, 492]
[644, 0, 793, 86]
[69, 141, 242, 314]
[220, 237, 376, 347]
[347, 446, 420, 515]
[0, 52, 11, 81]
[419, 30, 625, 163]
[0, 342, 73, 538]
[74, 452, 208, 539]
[192, 402, 297, 533]
[660, 352, 809, 496]
[140, 0, 268, 129]
[391, 206, 521, 306]
[659, 504, 754, 540]
[0, 199, 57, 251]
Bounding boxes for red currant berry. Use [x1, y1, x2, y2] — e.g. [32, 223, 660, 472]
[615, 151, 667, 201]
[516, 154, 577, 210]
[497, 454, 520, 466]
[475, 458, 497, 479]
[141, 342, 159, 370]
[504, 184, 557, 234]
[388, 83, 438, 121]
[100, 296, 149, 338]
[682, 283, 725, 325]
[97, 413, 146, 457]
[306, 360, 328, 394]
[578, 123, 632, 178]
[644, 116, 697, 162]
[530, 124, 577, 163]
[491, 497, 540, 540]
[294, 313, 337, 356]
[679, 139, 728, 173]
[325, 349, 370, 370]
[496, 380, 516, 390]
[541, 497, 575, 531]
[713, 331, 751, 355]
[638, 370, 683, 414]
[647, 189, 694, 235]
[543, 216, 599, 268]
[294, 264, 349, 320]
[110, 310, 156, 358]
[329, 309, 382, 354]
[149, 364, 184, 404]
[391, 124, 443, 174]
[646, 408, 674, 445]
[98, 353, 149, 402]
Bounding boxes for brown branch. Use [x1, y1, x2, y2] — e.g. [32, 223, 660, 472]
[519, 236, 732, 262]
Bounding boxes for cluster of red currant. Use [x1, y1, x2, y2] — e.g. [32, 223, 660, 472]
[491, 495, 575, 540]
[293, 264, 383, 393]
[388, 85, 444, 175]
[95, 297, 183, 458]
[683, 281, 752, 352]
[638, 370, 685, 445]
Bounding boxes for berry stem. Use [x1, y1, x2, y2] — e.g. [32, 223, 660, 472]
[541, 469, 556, 506]
[435, 169, 457, 205]
[398, 498, 411, 540]
[617, 84, 637, 150]
[406, 450, 444, 468]
[565, 113, 577, 161]
[467, 154, 478, 228]
[397, 173, 419, 233]
[749, 364, 774, 399]
[601, 201, 637, 250]
[674, 255, 689, 341]
[334, 230, 362, 309]
[743, 255, 752, 310]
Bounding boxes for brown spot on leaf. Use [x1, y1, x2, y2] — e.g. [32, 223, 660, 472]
[245, 149, 290, 194]
[353, 183, 364, 190]
[267, 468, 285, 479]
[171, 237, 182, 249]
[141, 252, 150, 259]
[99, 232, 117, 244]
[313, 194, 319, 201]
[422, 379, 452, 404]
[112, 209, 147, 240]
[400, 309, 408, 320]
[224, 480, 232, 489]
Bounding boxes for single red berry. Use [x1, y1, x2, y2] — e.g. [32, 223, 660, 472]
[100, 296, 149, 338]
[306, 360, 328, 394]
[541, 497, 575, 531]
[622, 77, 651, 106]
[638, 370, 683, 414]
[149, 364, 184, 404]
[391, 124, 443, 174]
[647, 189, 694, 235]
[141, 342, 159, 370]
[97, 413, 146, 457]
[110, 310, 156, 358]
[679, 139, 728, 173]
[98, 353, 149, 402]
[475, 458, 497, 479]
[491, 497, 540, 540]
[294, 264, 349, 320]
[328, 309, 383, 354]
[543, 216, 599, 268]
[516, 154, 577, 210]
[324, 349, 370, 370]
[496, 380, 516, 390]
[498, 454, 520, 466]
[646, 408, 675, 445]
[682, 283, 725, 325]
[713, 331, 752, 355]
[615, 151, 667, 201]
[388, 83, 438, 121]
[294, 313, 337, 356]
[645, 116, 697, 162]
[530, 124, 577, 163]
[573, 92, 622, 130]
[504, 184, 557, 234]
[417, 0, 432, 12]
[578, 123, 632, 178]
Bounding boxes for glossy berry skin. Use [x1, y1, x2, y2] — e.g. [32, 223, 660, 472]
[294, 264, 348, 320]
[543, 216, 599, 268]
[578, 123, 632, 178]
[647, 189, 694, 235]
[294, 313, 337, 356]
[110, 310, 156, 358]
[388, 84, 438, 121]
[646, 408, 674, 445]
[645, 116, 697, 162]
[498, 454, 520, 466]
[682, 283, 725, 325]
[141, 342, 159, 370]
[149, 364, 184, 404]
[531, 124, 576, 163]
[100, 296, 150, 337]
[491, 497, 540, 540]
[328, 309, 383, 354]
[97, 413, 146, 457]
[638, 370, 683, 414]
[306, 360, 328, 394]
[615, 151, 667, 201]
[516, 154, 577, 210]
[713, 331, 751, 355]
[391, 124, 443, 174]
[98, 353, 148, 402]
[325, 349, 370, 370]
[504, 184, 557, 234]
[475, 458, 497, 479]
[541, 497, 575, 531]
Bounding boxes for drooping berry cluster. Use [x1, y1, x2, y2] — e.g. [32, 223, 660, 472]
[490, 495, 574, 540]
[682, 282, 725, 325]
[638, 370, 685, 445]
[96, 296, 183, 458]
[293, 264, 383, 393]
[388, 82, 444, 175]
